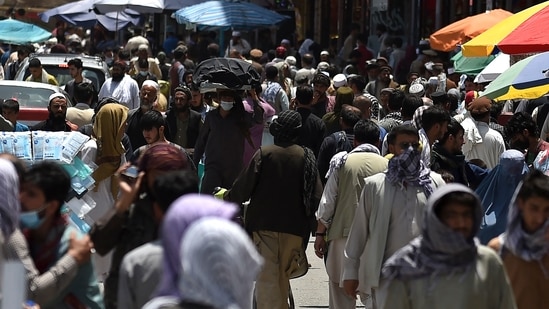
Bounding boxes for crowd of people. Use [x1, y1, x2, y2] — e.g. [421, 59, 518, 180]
[0, 20, 547, 309]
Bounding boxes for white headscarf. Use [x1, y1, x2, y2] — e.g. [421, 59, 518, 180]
[179, 217, 263, 309]
[0, 158, 20, 237]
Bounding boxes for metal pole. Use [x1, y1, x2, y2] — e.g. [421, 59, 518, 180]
[435, 0, 442, 30]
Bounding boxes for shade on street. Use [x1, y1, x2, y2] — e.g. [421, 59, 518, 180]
[462, 1, 549, 57]
[481, 51, 549, 101]
[429, 9, 512, 52]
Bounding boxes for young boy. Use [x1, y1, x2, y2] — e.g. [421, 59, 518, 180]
[2, 98, 29, 131]
[17, 161, 103, 308]
[489, 170, 549, 309]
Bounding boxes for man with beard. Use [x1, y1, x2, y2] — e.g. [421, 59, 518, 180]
[431, 118, 488, 190]
[342, 125, 445, 308]
[505, 112, 549, 166]
[365, 65, 399, 101]
[31, 93, 78, 131]
[165, 85, 201, 154]
[125, 80, 160, 150]
[99, 60, 140, 110]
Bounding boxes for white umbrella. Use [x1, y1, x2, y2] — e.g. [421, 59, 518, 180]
[474, 53, 510, 83]
[93, 0, 164, 14]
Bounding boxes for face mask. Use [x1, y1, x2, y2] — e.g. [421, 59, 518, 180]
[20, 207, 46, 229]
[220, 100, 234, 111]
[139, 71, 148, 76]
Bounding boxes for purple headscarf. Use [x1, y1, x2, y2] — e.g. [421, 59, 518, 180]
[0, 158, 20, 237]
[155, 194, 237, 298]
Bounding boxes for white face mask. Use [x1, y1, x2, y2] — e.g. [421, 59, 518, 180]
[220, 100, 234, 111]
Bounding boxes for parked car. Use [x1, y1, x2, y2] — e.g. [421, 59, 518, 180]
[14, 53, 110, 92]
[0, 80, 73, 127]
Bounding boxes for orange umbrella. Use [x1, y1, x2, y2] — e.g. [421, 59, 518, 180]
[429, 9, 512, 52]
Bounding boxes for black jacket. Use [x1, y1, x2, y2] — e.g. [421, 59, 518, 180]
[164, 108, 201, 149]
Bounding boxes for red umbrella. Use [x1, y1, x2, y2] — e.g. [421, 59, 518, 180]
[497, 4, 549, 54]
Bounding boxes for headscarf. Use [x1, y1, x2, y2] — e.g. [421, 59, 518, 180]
[326, 143, 380, 179]
[386, 146, 434, 198]
[412, 105, 429, 129]
[155, 194, 237, 298]
[0, 158, 19, 237]
[382, 183, 482, 281]
[475, 149, 528, 244]
[92, 103, 128, 199]
[137, 143, 190, 173]
[179, 217, 263, 309]
[504, 182, 549, 267]
[269, 110, 302, 143]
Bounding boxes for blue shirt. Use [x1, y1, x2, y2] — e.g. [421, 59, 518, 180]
[15, 122, 29, 132]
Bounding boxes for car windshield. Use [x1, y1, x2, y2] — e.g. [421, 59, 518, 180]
[23, 66, 105, 91]
[0, 85, 55, 108]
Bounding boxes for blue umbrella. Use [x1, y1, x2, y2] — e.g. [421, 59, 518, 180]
[0, 18, 51, 44]
[172, 0, 290, 30]
[40, 0, 141, 32]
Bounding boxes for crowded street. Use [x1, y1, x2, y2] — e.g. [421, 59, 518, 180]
[0, 0, 548, 308]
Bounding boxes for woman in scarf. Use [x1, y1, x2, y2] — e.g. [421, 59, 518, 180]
[143, 194, 237, 309]
[488, 170, 549, 309]
[475, 149, 529, 244]
[176, 217, 263, 309]
[80, 102, 129, 223]
[382, 183, 516, 309]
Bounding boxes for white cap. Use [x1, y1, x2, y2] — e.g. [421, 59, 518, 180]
[320, 50, 329, 56]
[409, 84, 424, 95]
[48, 92, 65, 103]
[333, 74, 347, 88]
[232, 31, 241, 37]
[285, 56, 296, 66]
[138, 44, 149, 51]
[317, 61, 329, 71]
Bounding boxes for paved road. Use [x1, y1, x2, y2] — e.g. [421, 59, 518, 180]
[290, 240, 364, 308]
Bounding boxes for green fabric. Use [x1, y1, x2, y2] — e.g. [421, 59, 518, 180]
[45, 225, 104, 309]
[452, 51, 495, 74]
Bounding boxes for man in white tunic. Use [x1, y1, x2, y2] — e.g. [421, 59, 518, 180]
[99, 60, 140, 110]
[342, 124, 445, 308]
[315, 119, 388, 309]
[461, 97, 505, 169]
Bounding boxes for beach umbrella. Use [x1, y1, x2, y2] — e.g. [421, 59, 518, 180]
[430, 9, 512, 52]
[172, 0, 289, 30]
[40, 0, 141, 32]
[480, 51, 549, 100]
[451, 50, 495, 74]
[474, 53, 510, 83]
[462, 1, 549, 57]
[93, 0, 164, 14]
[0, 18, 51, 44]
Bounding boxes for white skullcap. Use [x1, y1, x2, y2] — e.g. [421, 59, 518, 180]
[48, 92, 66, 103]
[409, 83, 424, 95]
[285, 56, 296, 66]
[333, 74, 347, 88]
[320, 50, 329, 56]
[232, 31, 241, 37]
[142, 79, 159, 91]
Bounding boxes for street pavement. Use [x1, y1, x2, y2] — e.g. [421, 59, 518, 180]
[290, 240, 364, 308]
